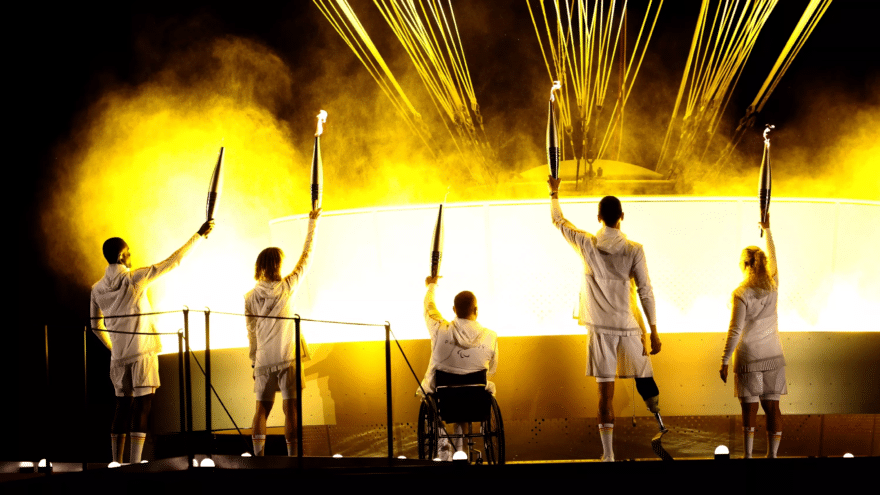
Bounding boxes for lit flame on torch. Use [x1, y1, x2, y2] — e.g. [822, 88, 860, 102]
[315, 110, 328, 137]
[550, 80, 561, 101]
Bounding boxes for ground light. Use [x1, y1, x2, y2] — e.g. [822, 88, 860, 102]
[332, 454, 343, 458]
[452, 451, 468, 465]
[714, 445, 730, 460]
[843, 453, 854, 458]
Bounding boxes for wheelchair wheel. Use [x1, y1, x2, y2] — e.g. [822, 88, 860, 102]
[417, 396, 439, 460]
[482, 395, 505, 464]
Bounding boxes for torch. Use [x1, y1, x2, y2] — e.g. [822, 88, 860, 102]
[758, 124, 774, 237]
[206, 147, 224, 222]
[430, 203, 444, 278]
[311, 110, 328, 211]
[547, 81, 562, 180]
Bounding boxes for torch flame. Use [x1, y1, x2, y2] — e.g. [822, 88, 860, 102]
[315, 110, 328, 137]
[550, 81, 561, 101]
[763, 124, 775, 144]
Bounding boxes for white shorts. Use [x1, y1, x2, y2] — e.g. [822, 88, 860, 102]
[110, 354, 160, 397]
[254, 366, 301, 401]
[735, 367, 787, 403]
[587, 331, 653, 381]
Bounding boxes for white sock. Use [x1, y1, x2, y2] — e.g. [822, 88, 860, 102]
[252, 435, 266, 456]
[767, 432, 781, 458]
[743, 427, 755, 459]
[599, 424, 614, 461]
[130, 432, 146, 463]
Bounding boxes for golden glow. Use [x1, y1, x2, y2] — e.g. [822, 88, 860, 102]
[42, 33, 880, 354]
[268, 197, 880, 346]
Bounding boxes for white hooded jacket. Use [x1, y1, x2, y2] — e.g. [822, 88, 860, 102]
[245, 216, 317, 376]
[420, 283, 498, 395]
[90, 234, 203, 364]
[551, 198, 656, 335]
[722, 228, 785, 373]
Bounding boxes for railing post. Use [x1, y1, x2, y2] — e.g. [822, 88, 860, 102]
[177, 330, 186, 442]
[183, 308, 193, 468]
[385, 322, 393, 460]
[44, 325, 51, 470]
[294, 315, 304, 459]
[83, 325, 88, 472]
[204, 309, 212, 438]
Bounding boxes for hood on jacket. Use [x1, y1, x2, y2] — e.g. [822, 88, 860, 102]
[94, 264, 129, 294]
[252, 280, 285, 298]
[596, 226, 627, 254]
[450, 318, 487, 348]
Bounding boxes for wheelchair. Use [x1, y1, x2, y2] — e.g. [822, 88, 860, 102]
[417, 370, 505, 464]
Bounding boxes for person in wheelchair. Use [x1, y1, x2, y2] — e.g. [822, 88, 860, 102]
[420, 275, 498, 460]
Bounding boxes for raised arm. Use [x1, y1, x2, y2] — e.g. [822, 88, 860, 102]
[548, 176, 592, 247]
[424, 277, 447, 337]
[762, 220, 777, 284]
[90, 292, 112, 350]
[283, 210, 320, 290]
[130, 220, 214, 288]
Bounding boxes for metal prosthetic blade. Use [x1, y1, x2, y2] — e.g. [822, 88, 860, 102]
[651, 430, 674, 461]
[651, 413, 673, 461]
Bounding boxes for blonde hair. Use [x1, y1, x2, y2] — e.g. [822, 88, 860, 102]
[740, 246, 775, 291]
[255, 247, 284, 282]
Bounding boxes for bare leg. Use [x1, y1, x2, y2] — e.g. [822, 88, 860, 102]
[252, 400, 273, 456]
[130, 394, 153, 432]
[761, 399, 782, 458]
[282, 399, 297, 456]
[598, 381, 615, 424]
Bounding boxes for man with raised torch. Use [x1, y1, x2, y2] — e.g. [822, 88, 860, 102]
[91, 192, 216, 463]
[548, 176, 668, 462]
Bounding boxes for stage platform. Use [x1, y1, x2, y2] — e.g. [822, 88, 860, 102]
[2, 455, 875, 492]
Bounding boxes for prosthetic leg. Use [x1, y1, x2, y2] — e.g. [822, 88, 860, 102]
[637, 378, 673, 461]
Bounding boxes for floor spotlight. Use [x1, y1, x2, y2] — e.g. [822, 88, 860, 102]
[37, 459, 53, 473]
[714, 445, 730, 460]
[107, 462, 121, 469]
[843, 453, 854, 458]
[199, 458, 215, 468]
[18, 461, 34, 473]
[241, 452, 252, 457]
[452, 450, 468, 465]
[332, 454, 343, 458]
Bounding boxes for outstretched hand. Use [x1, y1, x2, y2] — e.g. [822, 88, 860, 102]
[425, 275, 440, 286]
[198, 220, 215, 237]
[309, 208, 322, 220]
[547, 175, 561, 196]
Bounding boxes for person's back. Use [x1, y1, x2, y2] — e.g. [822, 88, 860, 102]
[571, 226, 653, 332]
[245, 278, 301, 373]
[421, 279, 498, 395]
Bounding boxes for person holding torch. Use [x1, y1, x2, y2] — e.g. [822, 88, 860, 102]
[719, 213, 785, 459]
[245, 111, 325, 456]
[547, 176, 665, 462]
